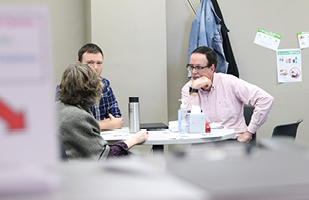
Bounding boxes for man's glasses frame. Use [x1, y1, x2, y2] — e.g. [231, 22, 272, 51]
[186, 64, 210, 72]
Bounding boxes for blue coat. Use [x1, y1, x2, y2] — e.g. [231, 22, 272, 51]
[188, 0, 228, 74]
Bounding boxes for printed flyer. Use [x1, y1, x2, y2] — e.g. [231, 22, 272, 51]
[254, 28, 282, 51]
[298, 32, 309, 49]
[277, 49, 302, 83]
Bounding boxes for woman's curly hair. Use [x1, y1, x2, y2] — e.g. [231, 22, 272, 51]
[59, 63, 103, 107]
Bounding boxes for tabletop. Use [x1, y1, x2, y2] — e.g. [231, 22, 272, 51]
[101, 127, 235, 145]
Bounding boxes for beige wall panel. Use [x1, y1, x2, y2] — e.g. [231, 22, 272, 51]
[90, 0, 168, 126]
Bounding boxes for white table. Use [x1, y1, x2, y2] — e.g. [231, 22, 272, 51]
[101, 127, 235, 152]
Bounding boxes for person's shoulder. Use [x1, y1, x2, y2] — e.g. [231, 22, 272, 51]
[55, 101, 66, 110]
[101, 77, 108, 82]
[216, 72, 240, 82]
[101, 77, 111, 85]
[215, 72, 237, 78]
[57, 102, 94, 125]
[56, 101, 74, 113]
[214, 73, 242, 88]
[56, 101, 85, 116]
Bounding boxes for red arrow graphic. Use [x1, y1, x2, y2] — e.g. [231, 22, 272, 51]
[0, 99, 25, 131]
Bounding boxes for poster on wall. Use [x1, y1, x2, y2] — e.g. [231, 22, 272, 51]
[298, 31, 309, 49]
[277, 49, 302, 83]
[0, 6, 58, 165]
[254, 28, 282, 51]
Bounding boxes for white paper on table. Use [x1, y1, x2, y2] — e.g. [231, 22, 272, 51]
[148, 131, 177, 140]
[101, 132, 131, 140]
[100, 127, 131, 140]
[209, 122, 224, 129]
[101, 129, 177, 141]
[177, 133, 221, 139]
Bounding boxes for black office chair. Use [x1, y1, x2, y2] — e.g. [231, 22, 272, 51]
[243, 104, 256, 145]
[272, 119, 303, 139]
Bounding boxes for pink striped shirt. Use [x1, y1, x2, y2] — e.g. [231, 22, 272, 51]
[181, 73, 274, 137]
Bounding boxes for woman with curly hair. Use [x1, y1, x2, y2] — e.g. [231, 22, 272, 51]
[56, 64, 148, 161]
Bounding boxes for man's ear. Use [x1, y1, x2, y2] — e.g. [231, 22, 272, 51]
[77, 61, 81, 64]
[210, 64, 215, 72]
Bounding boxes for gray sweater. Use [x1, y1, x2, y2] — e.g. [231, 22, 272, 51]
[56, 101, 110, 161]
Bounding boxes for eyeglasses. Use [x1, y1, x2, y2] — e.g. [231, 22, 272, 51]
[186, 64, 210, 72]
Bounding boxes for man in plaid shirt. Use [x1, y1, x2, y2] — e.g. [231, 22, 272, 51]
[56, 43, 123, 130]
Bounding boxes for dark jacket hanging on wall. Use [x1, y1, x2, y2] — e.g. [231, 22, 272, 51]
[211, 0, 239, 77]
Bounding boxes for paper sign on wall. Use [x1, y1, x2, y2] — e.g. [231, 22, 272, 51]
[0, 6, 59, 165]
[298, 32, 309, 49]
[277, 49, 302, 83]
[254, 28, 282, 51]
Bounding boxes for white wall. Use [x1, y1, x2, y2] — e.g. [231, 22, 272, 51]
[166, 0, 198, 122]
[89, 0, 168, 126]
[166, 0, 309, 144]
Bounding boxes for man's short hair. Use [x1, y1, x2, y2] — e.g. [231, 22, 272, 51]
[78, 43, 104, 62]
[192, 46, 217, 68]
[59, 63, 103, 107]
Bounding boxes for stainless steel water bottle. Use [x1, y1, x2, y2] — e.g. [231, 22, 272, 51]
[129, 97, 140, 132]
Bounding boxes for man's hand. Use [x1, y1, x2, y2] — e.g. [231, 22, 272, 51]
[99, 114, 124, 130]
[191, 76, 212, 91]
[108, 114, 124, 129]
[237, 131, 253, 142]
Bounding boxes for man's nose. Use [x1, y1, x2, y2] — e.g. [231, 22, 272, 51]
[91, 63, 99, 70]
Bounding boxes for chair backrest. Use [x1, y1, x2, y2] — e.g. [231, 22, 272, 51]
[272, 119, 303, 139]
[243, 104, 256, 142]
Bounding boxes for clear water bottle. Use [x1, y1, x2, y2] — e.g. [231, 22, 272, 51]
[129, 97, 140, 133]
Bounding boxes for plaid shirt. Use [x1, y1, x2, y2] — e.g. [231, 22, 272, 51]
[55, 76, 122, 120]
